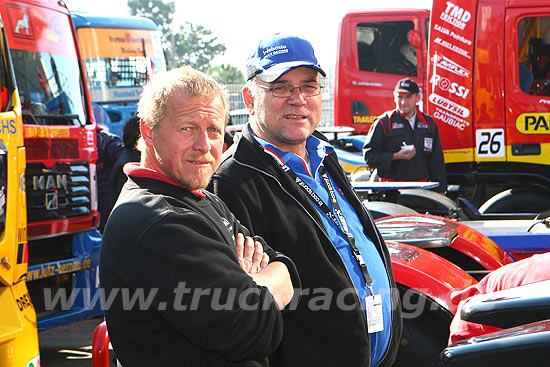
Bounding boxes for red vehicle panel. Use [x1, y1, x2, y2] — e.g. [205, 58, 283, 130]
[388, 242, 476, 314]
[335, 9, 430, 134]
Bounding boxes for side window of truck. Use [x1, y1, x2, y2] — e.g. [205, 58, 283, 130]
[518, 16, 550, 96]
[356, 21, 417, 77]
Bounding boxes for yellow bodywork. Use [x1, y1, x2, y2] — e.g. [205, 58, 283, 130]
[0, 85, 40, 365]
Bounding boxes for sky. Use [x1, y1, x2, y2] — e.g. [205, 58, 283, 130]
[64, 0, 432, 76]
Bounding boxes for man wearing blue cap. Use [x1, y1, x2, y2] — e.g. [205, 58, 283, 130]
[363, 78, 447, 192]
[209, 34, 402, 366]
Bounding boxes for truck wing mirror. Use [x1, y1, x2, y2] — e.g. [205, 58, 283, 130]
[408, 29, 422, 49]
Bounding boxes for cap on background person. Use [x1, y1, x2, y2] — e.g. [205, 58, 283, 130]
[394, 78, 419, 94]
[246, 33, 326, 82]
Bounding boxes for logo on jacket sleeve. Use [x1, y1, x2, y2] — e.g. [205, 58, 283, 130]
[221, 217, 235, 240]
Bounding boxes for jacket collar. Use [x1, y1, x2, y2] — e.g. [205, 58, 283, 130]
[124, 162, 206, 198]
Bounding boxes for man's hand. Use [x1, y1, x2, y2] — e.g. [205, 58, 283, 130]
[236, 233, 269, 274]
[393, 146, 416, 160]
[236, 233, 293, 309]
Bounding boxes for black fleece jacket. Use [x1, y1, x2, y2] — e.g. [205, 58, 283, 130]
[100, 170, 298, 367]
[209, 126, 402, 367]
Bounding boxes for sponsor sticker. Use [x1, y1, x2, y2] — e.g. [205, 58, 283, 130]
[439, 1, 472, 30]
[434, 37, 471, 59]
[424, 137, 433, 152]
[429, 93, 470, 118]
[433, 109, 469, 131]
[352, 115, 377, 124]
[434, 24, 472, 45]
[352, 81, 383, 87]
[432, 54, 470, 78]
[431, 75, 470, 99]
[516, 113, 550, 135]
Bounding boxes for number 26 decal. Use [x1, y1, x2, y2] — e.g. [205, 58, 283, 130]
[476, 129, 505, 158]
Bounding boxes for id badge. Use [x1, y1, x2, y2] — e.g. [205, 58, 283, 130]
[366, 294, 384, 333]
[424, 137, 433, 152]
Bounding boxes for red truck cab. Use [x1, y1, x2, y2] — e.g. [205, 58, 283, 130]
[335, 1, 550, 213]
[335, 8, 430, 134]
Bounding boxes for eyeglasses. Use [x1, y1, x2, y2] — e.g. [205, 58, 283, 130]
[257, 83, 323, 98]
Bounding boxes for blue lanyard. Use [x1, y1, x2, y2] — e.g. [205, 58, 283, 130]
[264, 149, 373, 289]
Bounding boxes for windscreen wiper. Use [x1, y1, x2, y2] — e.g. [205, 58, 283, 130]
[22, 110, 83, 126]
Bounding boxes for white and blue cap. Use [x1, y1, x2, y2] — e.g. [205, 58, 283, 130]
[246, 34, 326, 82]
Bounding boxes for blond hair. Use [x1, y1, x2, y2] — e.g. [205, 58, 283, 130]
[137, 66, 229, 149]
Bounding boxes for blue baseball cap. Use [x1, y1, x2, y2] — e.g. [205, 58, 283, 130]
[246, 34, 326, 82]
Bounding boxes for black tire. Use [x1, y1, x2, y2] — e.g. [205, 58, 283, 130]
[394, 287, 452, 367]
[479, 187, 550, 214]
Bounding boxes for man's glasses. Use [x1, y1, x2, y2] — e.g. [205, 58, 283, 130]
[257, 83, 323, 98]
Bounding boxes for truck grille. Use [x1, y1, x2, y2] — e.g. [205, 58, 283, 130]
[26, 161, 91, 223]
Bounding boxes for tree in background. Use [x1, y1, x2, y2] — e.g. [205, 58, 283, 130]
[127, 0, 174, 38]
[171, 22, 226, 73]
[208, 64, 245, 84]
[127, 0, 243, 84]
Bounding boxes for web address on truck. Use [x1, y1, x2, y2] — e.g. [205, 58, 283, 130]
[27, 257, 92, 282]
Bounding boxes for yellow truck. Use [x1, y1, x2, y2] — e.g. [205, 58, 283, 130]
[0, 13, 40, 367]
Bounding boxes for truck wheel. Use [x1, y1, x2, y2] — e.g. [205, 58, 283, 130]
[479, 187, 550, 214]
[362, 201, 417, 219]
[394, 286, 452, 367]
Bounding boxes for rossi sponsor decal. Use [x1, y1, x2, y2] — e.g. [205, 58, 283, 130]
[434, 37, 471, 59]
[429, 93, 470, 118]
[432, 54, 470, 78]
[431, 75, 470, 99]
[440, 1, 472, 31]
[516, 113, 550, 134]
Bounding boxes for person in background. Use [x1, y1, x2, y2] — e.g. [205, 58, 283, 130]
[96, 126, 124, 232]
[100, 66, 298, 366]
[109, 115, 141, 201]
[209, 33, 402, 367]
[363, 78, 447, 192]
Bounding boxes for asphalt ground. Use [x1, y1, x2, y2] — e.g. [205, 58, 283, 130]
[38, 316, 109, 367]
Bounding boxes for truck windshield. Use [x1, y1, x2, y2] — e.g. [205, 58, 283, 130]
[77, 27, 166, 103]
[11, 49, 86, 126]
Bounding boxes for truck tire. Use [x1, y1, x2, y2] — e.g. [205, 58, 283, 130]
[394, 286, 452, 367]
[479, 187, 550, 214]
[362, 201, 418, 219]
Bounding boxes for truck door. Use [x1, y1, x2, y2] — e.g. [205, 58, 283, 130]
[505, 10, 550, 176]
[335, 10, 430, 134]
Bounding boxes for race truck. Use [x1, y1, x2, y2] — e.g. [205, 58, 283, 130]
[72, 12, 167, 137]
[0, 0, 103, 331]
[334, 0, 550, 215]
[0, 12, 40, 366]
